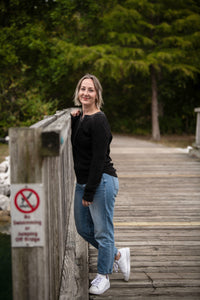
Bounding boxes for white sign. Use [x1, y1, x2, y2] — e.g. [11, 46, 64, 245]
[11, 184, 45, 247]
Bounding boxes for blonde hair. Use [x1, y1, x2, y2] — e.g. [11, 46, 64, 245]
[73, 74, 104, 109]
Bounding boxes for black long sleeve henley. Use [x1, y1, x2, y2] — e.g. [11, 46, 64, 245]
[71, 111, 117, 202]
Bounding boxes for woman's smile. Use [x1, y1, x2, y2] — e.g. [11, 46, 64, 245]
[79, 79, 97, 108]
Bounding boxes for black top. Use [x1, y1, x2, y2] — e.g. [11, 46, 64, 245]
[71, 111, 117, 202]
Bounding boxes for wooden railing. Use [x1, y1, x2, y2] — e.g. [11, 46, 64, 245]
[194, 107, 200, 148]
[189, 107, 200, 158]
[9, 109, 88, 300]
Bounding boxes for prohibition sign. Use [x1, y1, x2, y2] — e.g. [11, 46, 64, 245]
[14, 188, 40, 213]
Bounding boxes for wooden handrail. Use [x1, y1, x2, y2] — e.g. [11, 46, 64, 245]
[194, 107, 200, 148]
[9, 109, 88, 300]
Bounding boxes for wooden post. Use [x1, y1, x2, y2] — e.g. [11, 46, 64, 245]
[9, 109, 89, 300]
[9, 127, 47, 300]
[194, 107, 200, 148]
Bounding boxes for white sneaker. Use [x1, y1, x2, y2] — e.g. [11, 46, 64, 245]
[114, 248, 130, 281]
[89, 273, 110, 295]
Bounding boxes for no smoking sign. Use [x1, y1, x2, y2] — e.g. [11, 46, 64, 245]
[11, 184, 45, 247]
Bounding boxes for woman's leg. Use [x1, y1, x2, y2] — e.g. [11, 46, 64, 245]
[89, 173, 119, 275]
[74, 183, 99, 249]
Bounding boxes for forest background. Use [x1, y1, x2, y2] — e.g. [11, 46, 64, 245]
[0, 0, 200, 140]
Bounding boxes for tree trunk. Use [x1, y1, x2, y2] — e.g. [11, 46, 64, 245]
[151, 65, 160, 141]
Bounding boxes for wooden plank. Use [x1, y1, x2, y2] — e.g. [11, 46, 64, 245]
[118, 174, 200, 178]
[41, 112, 71, 156]
[10, 110, 88, 300]
[90, 295, 200, 300]
[89, 287, 200, 298]
[9, 128, 43, 183]
[89, 134, 200, 299]
[30, 109, 69, 129]
[113, 218, 200, 223]
[30, 115, 57, 129]
[89, 259, 200, 268]
[59, 194, 89, 300]
[194, 108, 200, 147]
[111, 147, 191, 154]
[9, 128, 46, 300]
[89, 272, 200, 280]
[90, 246, 200, 256]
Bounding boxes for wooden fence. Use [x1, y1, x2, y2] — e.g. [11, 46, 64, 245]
[190, 107, 200, 158]
[194, 107, 200, 148]
[9, 109, 88, 300]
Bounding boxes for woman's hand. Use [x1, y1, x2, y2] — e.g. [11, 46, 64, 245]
[82, 199, 92, 207]
[71, 109, 81, 117]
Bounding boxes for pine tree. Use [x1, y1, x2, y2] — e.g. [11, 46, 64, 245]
[79, 0, 200, 140]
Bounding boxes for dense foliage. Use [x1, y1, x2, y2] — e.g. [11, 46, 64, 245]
[0, 233, 12, 300]
[0, 0, 200, 138]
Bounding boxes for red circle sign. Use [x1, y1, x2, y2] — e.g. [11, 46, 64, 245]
[14, 188, 40, 213]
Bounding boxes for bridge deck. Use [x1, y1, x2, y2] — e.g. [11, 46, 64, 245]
[89, 135, 200, 300]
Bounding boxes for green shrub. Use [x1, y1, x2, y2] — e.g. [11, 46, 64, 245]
[0, 88, 57, 137]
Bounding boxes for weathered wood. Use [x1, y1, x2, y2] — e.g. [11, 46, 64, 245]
[59, 192, 88, 300]
[10, 109, 88, 300]
[30, 109, 69, 129]
[9, 128, 43, 183]
[9, 128, 46, 300]
[30, 115, 57, 129]
[90, 287, 200, 299]
[89, 135, 200, 299]
[189, 107, 200, 158]
[194, 107, 200, 147]
[41, 112, 71, 156]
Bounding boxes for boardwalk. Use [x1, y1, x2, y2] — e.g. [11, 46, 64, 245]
[89, 135, 200, 300]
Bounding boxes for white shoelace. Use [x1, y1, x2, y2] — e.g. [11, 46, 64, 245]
[113, 261, 119, 273]
[91, 274, 104, 287]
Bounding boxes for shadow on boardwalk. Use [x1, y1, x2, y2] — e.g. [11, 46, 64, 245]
[89, 135, 200, 300]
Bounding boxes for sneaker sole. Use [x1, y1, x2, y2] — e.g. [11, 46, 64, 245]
[89, 281, 110, 295]
[124, 247, 130, 281]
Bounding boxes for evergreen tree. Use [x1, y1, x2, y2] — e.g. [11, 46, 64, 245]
[0, 0, 199, 137]
[0, 0, 57, 135]
[77, 0, 200, 140]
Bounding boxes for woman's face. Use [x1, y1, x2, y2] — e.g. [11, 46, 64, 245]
[78, 79, 97, 108]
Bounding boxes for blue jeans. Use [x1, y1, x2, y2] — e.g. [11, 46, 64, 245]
[74, 173, 119, 274]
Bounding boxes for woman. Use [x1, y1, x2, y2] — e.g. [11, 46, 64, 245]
[71, 74, 130, 295]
